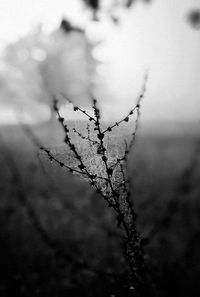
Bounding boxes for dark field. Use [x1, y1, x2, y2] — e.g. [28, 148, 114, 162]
[0, 121, 200, 297]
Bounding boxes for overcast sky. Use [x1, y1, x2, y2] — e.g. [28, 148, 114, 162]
[93, 0, 200, 122]
[0, 0, 200, 123]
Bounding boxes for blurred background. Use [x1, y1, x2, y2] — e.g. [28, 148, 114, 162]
[0, 0, 200, 296]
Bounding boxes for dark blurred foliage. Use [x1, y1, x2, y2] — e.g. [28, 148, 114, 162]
[82, 0, 151, 10]
[83, 0, 99, 10]
[60, 19, 84, 33]
[125, 0, 151, 8]
[187, 9, 200, 29]
[82, 0, 151, 22]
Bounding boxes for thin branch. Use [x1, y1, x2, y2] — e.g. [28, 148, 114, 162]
[102, 105, 138, 134]
[20, 123, 85, 175]
[127, 71, 148, 154]
[54, 99, 110, 198]
[86, 123, 93, 148]
[58, 93, 96, 122]
[73, 127, 98, 146]
[19, 125, 118, 239]
[103, 71, 148, 135]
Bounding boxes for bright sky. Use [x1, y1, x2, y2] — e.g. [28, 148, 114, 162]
[0, 0, 200, 124]
[93, 0, 200, 122]
[0, 0, 85, 50]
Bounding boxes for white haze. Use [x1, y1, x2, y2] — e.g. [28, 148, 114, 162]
[0, 0, 200, 124]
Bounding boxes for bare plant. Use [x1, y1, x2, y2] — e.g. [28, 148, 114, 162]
[39, 74, 152, 294]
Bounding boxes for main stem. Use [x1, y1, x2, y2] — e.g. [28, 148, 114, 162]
[115, 191, 146, 290]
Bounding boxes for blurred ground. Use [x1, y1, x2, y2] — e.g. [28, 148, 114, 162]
[0, 120, 200, 297]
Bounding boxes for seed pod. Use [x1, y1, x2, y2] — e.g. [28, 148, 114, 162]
[97, 133, 104, 140]
[107, 168, 113, 176]
[78, 164, 85, 170]
[59, 117, 64, 123]
[102, 155, 107, 162]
